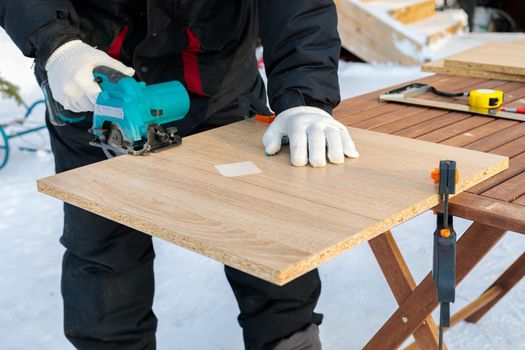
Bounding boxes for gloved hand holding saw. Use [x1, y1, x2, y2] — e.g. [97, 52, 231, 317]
[45, 40, 135, 113]
[263, 106, 359, 167]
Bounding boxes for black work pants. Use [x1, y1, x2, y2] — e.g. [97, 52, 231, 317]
[46, 76, 322, 350]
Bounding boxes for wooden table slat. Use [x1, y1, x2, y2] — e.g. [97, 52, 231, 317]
[482, 172, 525, 202]
[441, 119, 519, 148]
[469, 152, 525, 194]
[449, 193, 525, 234]
[416, 116, 495, 143]
[463, 122, 525, 152]
[395, 112, 471, 138]
[489, 136, 525, 158]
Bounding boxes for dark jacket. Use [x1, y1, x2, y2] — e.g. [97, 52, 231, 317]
[0, 0, 341, 130]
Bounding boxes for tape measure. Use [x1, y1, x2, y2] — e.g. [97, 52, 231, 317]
[428, 86, 504, 109]
[469, 89, 504, 109]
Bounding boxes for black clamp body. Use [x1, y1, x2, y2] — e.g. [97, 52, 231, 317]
[432, 160, 457, 349]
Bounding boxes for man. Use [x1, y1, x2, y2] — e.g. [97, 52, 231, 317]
[0, 1, 358, 349]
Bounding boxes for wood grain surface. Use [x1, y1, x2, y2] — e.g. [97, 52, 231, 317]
[444, 39, 525, 76]
[37, 119, 508, 285]
[422, 59, 525, 83]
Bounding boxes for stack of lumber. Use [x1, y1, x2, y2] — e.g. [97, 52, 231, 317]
[422, 38, 525, 82]
[335, 0, 468, 65]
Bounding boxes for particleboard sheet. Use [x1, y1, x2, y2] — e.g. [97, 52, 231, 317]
[422, 59, 525, 83]
[444, 39, 525, 76]
[37, 119, 508, 285]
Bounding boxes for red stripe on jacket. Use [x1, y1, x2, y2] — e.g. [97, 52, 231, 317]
[107, 26, 129, 61]
[182, 27, 207, 96]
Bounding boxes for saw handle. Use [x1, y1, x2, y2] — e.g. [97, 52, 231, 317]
[42, 65, 126, 126]
[41, 80, 86, 126]
[93, 65, 130, 90]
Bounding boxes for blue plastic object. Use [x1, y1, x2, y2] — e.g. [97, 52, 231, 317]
[90, 66, 189, 152]
[0, 100, 47, 170]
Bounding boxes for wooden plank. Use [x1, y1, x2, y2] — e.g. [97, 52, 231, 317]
[364, 223, 507, 350]
[482, 171, 525, 202]
[444, 39, 525, 77]
[466, 252, 525, 323]
[407, 10, 467, 45]
[372, 109, 450, 133]
[468, 152, 525, 194]
[395, 112, 470, 138]
[362, 0, 436, 25]
[351, 105, 424, 130]
[335, 0, 424, 65]
[464, 123, 525, 152]
[441, 119, 518, 147]
[514, 195, 525, 206]
[449, 286, 503, 327]
[422, 59, 525, 83]
[417, 116, 494, 143]
[447, 192, 525, 234]
[36, 119, 509, 286]
[369, 232, 443, 350]
[338, 103, 407, 126]
[489, 136, 525, 158]
[386, 0, 436, 24]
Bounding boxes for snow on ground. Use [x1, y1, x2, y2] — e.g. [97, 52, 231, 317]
[1, 30, 524, 350]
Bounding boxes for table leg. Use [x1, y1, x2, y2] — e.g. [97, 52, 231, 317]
[364, 223, 507, 350]
[465, 251, 525, 323]
[369, 231, 443, 350]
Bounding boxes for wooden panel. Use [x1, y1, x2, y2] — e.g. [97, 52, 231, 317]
[37, 119, 508, 285]
[422, 59, 525, 83]
[444, 39, 525, 76]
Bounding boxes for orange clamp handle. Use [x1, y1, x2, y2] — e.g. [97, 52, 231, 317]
[255, 114, 276, 123]
[431, 168, 460, 184]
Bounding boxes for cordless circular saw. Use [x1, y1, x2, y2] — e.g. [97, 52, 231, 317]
[41, 66, 190, 158]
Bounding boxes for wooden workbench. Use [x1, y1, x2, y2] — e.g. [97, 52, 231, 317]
[333, 74, 525, 349]
[36, 73, 524, 349]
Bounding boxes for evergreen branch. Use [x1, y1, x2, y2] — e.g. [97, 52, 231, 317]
[0, 74, 24, 106]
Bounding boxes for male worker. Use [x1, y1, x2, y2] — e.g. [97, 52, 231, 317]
[1, 1, 358, 349]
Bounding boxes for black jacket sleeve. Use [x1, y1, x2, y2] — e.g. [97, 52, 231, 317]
[259, 0, 341, 115]
[0, 0, 80, 68]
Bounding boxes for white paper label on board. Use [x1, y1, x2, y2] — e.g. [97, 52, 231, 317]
[215, 161, 262, 177]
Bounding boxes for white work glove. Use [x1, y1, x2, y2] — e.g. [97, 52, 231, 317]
[263, 106, 359, 167]
[45, 40, 135, 113]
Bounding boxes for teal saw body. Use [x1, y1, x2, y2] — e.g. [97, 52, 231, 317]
[42, 65, 190, 158]
[90, 66, 190, 157]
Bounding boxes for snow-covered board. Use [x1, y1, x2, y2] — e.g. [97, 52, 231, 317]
[37, 118, 508, 285]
